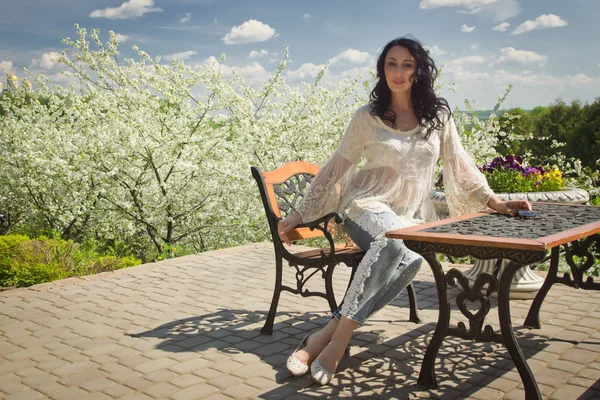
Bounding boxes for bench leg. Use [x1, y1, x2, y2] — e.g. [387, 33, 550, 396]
[325, 263, 338, 312]
[261, 253, 283, 335]
[407, 284, 422, 323]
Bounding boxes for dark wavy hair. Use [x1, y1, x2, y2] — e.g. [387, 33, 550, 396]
[369, 36, 450, 140]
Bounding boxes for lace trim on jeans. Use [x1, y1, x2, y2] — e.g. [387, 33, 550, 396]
[341, 236, 387, 316]
[341, 204, 391, 316]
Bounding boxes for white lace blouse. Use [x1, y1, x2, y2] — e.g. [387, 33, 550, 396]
[297, 105, 494, 226]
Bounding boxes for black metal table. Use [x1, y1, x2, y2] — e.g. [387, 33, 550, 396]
[386, 203, 600, 400]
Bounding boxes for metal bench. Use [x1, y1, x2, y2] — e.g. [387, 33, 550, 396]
[252, 161, 421, 334]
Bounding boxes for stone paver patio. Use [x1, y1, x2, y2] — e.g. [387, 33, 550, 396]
[2, 242, 600, 399]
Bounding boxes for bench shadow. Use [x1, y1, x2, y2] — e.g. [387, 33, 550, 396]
[129, 303, 564, 399]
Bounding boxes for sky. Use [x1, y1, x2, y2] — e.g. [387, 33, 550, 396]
[0, 0, 599, 110]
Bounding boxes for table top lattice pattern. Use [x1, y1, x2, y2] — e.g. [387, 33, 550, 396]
[423, 203, 600, 239]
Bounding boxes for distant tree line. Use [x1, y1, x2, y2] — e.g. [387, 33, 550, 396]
[497, 98, 600, 170]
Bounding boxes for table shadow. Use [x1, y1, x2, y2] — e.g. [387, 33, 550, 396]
[128, 304, 563, 399]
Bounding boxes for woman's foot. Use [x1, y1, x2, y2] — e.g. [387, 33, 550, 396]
[287, 320, 339, 376]
[310, 339, 348, 385]
[286, 331, 315, 376]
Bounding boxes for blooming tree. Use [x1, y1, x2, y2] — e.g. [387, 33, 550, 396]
[1, 26, 596, 261]
[0, 26, 366, 257]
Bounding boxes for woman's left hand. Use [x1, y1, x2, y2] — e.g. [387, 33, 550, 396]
[488, 195, 532, 215]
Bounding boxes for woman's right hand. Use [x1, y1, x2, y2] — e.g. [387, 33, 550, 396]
[278, 211, 302, 247]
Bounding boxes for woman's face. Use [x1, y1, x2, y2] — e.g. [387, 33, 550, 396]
[383, 45, 417, 94]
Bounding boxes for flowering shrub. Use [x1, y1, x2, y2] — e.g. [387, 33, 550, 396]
[481, 155, 564, 193]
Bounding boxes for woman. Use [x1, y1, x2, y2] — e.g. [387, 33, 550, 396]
[278, 36, 532, 385]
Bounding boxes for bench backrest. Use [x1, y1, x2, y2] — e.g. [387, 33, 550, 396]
[251, 161, 324, 243]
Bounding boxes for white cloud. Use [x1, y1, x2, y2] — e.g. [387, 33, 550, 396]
[511, 14, 567, 35]
[164, 50, 198, 61]
[115, 33, 129, 42]
[180, 12, 191, 23]
[426, 45, 446, 57]
[482, 0, 520, 22]
[339, 66, 375, 80]
[461, 24, 476, 33]
[0, 61, 13, 72]
[31, 51, 61, 70]
[453, 55, 487, 65]
[329, 49, 370, 65]
[222, 19, 276, 45]
[491, 47, 548, 67]
[471, 43, 480, 51]
[89, 0, 162, 20]
[203, 56, 270, 85]
[286, 63, 327, 80]
[567, 74, 594, 86]
[248, 50, 269, 59]
[493, 70, 598, 89]
[421, 0, 520, 23]
[492, 22, 510, 31]
[303, 14, 311, 20]
[41, 71, 72, 84]
[444, 64, 490, 82]
[457, 6, 483, 14]
[419, 0, 495, 9]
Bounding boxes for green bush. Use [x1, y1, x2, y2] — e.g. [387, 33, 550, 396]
[0, 234, 142, 288]
[5, 262, 69, 288]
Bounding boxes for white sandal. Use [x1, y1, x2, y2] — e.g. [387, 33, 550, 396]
[286, 331, 317, 376]
[310, 358, 334, 385]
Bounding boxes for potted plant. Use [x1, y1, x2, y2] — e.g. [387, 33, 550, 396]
[430, 155, 590, 299]
[431, 155, 590, 218]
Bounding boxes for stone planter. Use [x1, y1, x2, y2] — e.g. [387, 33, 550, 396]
[430, 188, 590, 298]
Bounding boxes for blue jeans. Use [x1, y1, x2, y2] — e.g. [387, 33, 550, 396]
[332, 209, 423, 325]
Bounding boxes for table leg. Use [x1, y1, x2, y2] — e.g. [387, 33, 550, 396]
[524, 247, 560, 329]
[417, 252, 450, 389]
[498, 261, 542, 400]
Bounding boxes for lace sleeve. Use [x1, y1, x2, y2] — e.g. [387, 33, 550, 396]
[297, 108, 366, 222]
[440, 115, 494, 217]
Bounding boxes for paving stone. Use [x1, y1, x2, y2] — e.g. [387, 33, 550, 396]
[107, 368, 143, 384]
[206, 374, 243, 389]
[549, 384, 592, 400]
[465, 386, 505, 400]
[80, 377, 117, 392]
[167, 357, 213, 374]
[4, 390, 45, 400]
[170, 373, 205, 388]
[560, 348, 598, 365]
[202, 393, 234, 400]
[245, 376, 277, 390]
[116, 394, 153, 400]
[170, 383, 218, 400]
[0, 379, 25, 395]
[222, 383, 259, 398]
[123, 377, 154, 391]
[548, 359, 585, 374]
[143, 368, 179, 383]
[486, 376, 520, 392]
[133, 357, 179, 374]
[47, 387, 89, 400]
[102, 383, 136, 398]
[77, 392, 113, 400]
[58, 368, 106, 386]
[141, 382, 179, 398]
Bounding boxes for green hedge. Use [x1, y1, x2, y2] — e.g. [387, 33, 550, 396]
[0, 234, 141, 288]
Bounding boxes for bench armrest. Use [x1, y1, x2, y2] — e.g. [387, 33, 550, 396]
[291, 212, 344, 258]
